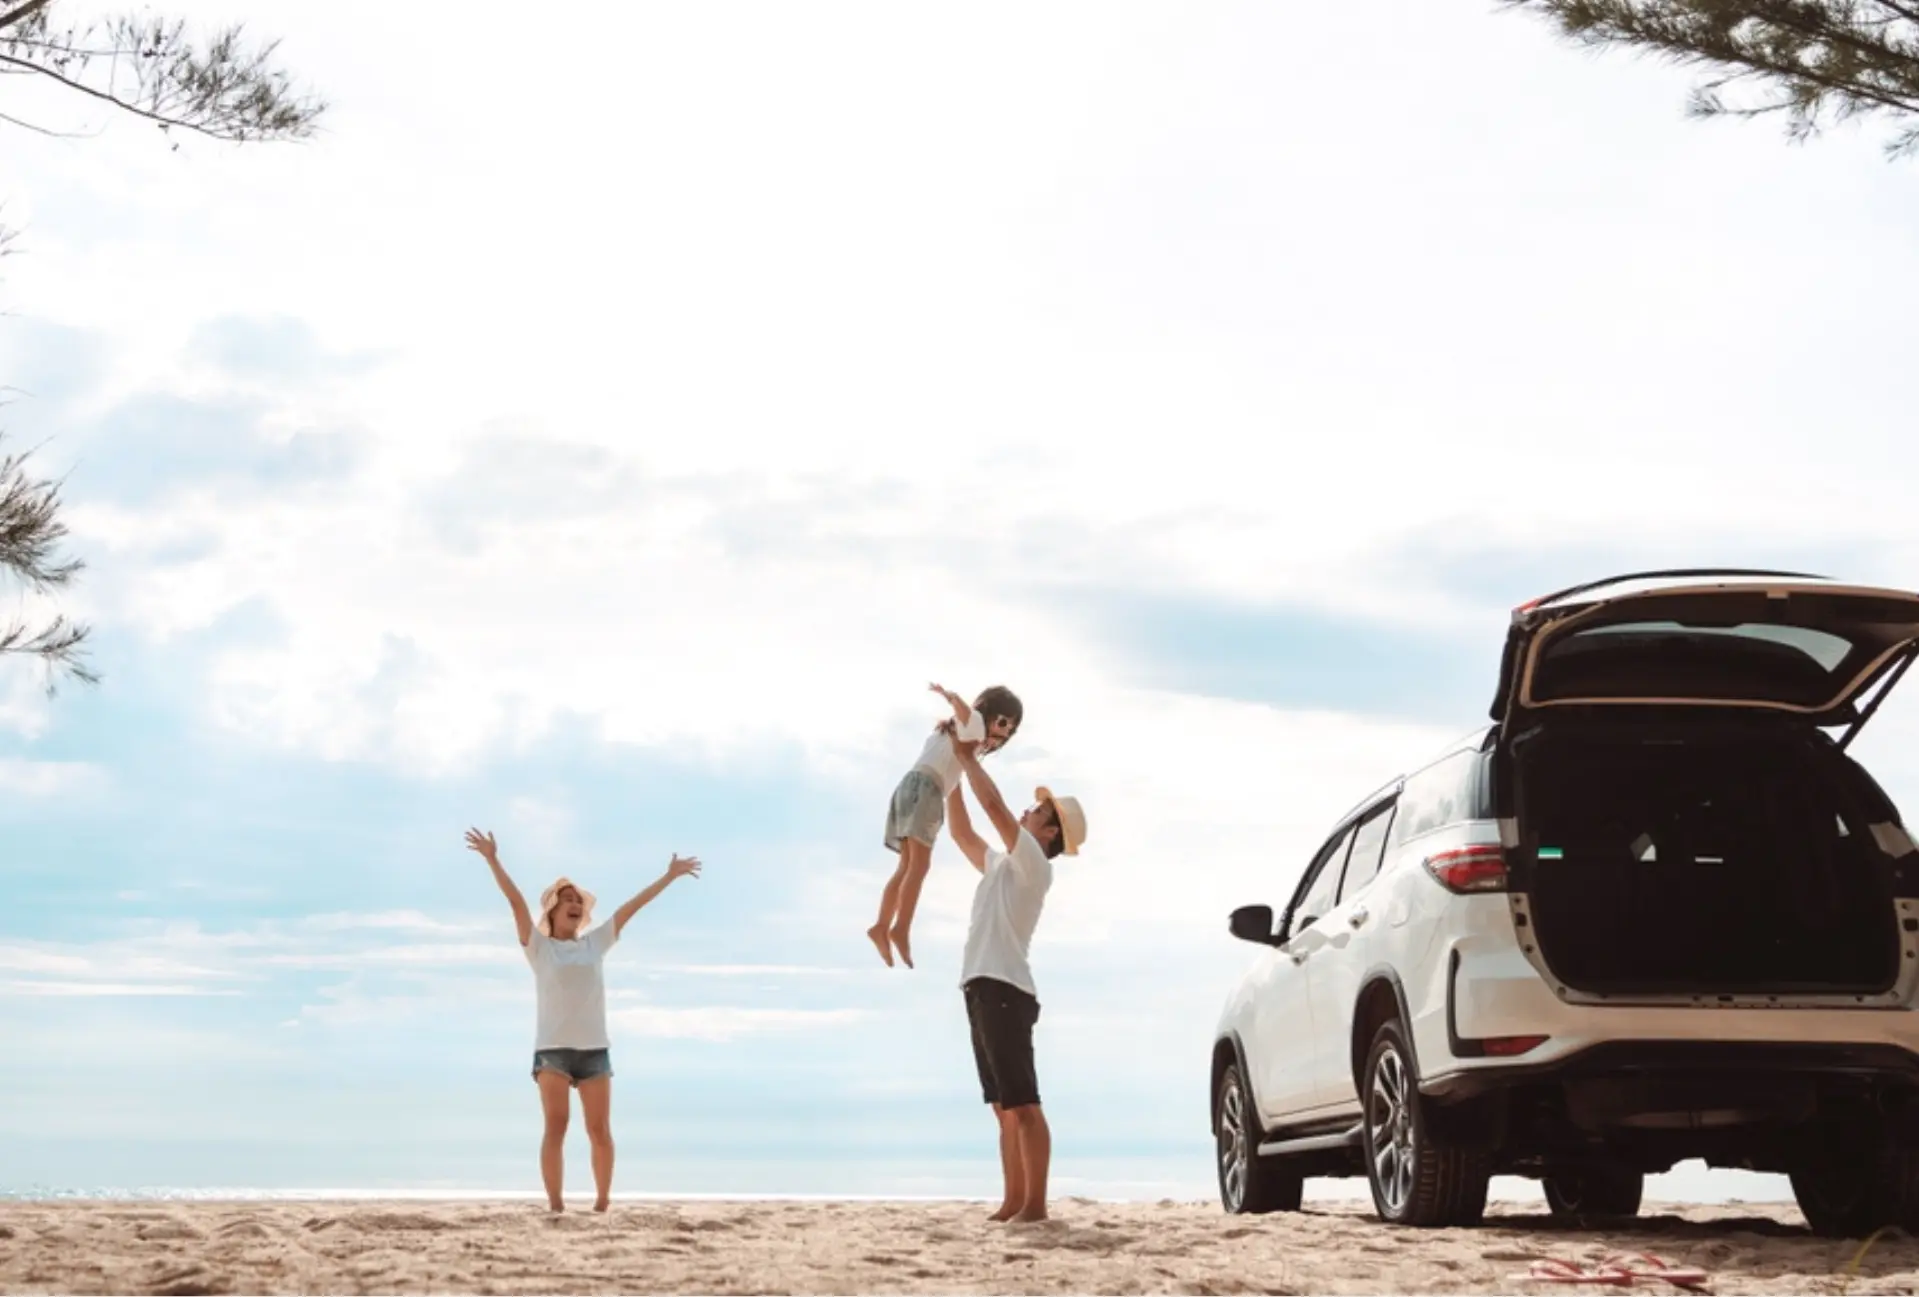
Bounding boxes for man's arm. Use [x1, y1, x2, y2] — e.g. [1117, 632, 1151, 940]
[467, 828, 533, 947]
[946, 786, 991, 873]
[956, 746, 1021, 852]
[613, 854, 702, 937]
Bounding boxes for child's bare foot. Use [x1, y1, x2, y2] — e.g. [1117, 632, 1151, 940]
[865, 924, 895, 967]
[888, 926, 914, 969]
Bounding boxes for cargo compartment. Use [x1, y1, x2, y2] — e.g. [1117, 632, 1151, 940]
[1518, 726, 1901, 997]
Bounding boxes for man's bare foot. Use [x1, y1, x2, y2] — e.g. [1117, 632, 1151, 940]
[988, 1204, 1021, 1222]
[1011, 1208, 1050, 1223]
[888, 926, 914, 969]
[593, 1198, 610, 1213]
[865, 924, 895, 967]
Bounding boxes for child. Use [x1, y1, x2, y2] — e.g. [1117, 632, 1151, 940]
[867, 682, 1022, 968]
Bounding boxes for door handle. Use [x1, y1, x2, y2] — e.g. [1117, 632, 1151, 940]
[1348, 906, 1370, 928]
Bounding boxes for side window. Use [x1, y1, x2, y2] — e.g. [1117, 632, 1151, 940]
[1290, 826, 1354, 934]
[1393, 750, 1488, 846]
[1339, 802, 1398, 900]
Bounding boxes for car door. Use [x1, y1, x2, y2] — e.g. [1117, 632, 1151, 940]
[1251, 825, 1354, 1127]
[1304, 798, 1398, 1112]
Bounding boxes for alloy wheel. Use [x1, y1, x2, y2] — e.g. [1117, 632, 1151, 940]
[1366, 1041, 1416, 1216]
[1218, 1074, 1250, 1211]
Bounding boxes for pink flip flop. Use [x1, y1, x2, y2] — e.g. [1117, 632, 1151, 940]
[1511, 1253, 1710, 1291]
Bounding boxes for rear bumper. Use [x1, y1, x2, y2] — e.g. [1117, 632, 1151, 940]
[1415, 934, 1919, 1098]
[1421, 1038, 1919, 1101]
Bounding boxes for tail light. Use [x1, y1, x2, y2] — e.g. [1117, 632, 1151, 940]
[1424, 844, 1509, 893]
[1481, 1035, 1548, 1057]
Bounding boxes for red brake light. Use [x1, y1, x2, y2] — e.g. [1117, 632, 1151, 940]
[1424, 845, 1509, 893]
[1481, 1035, 1548, 1057]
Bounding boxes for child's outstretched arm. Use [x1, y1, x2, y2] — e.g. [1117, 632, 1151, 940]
[946, 787, 991, 874]
[955, 745, 1021, 852]
[613, 854, 702, 937]
[467, 828, 534, 947]
[929, 682, 973, 728]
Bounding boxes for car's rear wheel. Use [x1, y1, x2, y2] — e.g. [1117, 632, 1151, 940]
[1215, 1061, 1303, 1214]
[1790, 1141, 1919, 1238]
[1360, 1019, 1491, 1227]
[1543, 1166, 1644, 1220]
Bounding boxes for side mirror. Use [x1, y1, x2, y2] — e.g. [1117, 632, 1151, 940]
[1228, 904, 1279, 946]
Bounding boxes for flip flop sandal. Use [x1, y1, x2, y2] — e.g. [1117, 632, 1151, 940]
[1597, 1253, 1711, 1292]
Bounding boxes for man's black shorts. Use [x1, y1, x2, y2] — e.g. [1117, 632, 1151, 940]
[964, 976, 1041, 1109]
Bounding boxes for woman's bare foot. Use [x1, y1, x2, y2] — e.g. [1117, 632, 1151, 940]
[865, 924, 895, 967]
[988, 1203, 1022, 1222]
[547, 1200, 564, 1213]
[888, 926, 914, 969]
[593, 1198, 610, 1213]
[1011, 1208, 1050, 1223]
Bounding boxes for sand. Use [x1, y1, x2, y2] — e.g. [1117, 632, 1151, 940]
[0, 1196, 1913, 1295]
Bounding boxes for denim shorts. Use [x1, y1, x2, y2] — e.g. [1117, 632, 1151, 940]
[884, 768, 945, 852]
[532, 1047, 613, 1085]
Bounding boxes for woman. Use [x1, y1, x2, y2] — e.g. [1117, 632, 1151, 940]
[467, 826, 702, 1213]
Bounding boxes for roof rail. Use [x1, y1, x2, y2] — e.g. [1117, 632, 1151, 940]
[1519, 568, 1834, 612]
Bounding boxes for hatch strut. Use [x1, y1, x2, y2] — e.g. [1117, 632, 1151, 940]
[1839, 644, 1919, 752]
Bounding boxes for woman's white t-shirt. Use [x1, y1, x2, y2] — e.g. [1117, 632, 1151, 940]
[525, 923, 619, 1051]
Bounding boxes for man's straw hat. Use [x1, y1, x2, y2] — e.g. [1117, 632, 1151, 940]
[1035, 786, 1087, 856]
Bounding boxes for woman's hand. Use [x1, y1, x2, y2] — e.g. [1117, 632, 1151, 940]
[465, 828, 500, 862]
[667, 854, 702, 881]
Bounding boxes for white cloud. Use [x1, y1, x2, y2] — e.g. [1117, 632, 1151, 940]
[0, 758, 109, 799]
[608, 1005, 867, 1042]
[0, 979, 237, 997]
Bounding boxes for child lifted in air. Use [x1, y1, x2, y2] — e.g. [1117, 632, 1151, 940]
[868, 683, 1023, 969]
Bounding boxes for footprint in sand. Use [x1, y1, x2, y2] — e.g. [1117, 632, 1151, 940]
[213, 1220, 274, 1241]
[134, 1221, 205, 1242]
[344, 1212, 451, 1232]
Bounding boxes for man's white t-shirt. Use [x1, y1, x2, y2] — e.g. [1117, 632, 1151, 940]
[525, 922, 619, 1051]
[911, 710, 987, 795]
[959, 827, 1053, 999]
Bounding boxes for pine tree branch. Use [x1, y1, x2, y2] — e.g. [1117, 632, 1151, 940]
[0, 47, 244, 141]
[0, 0, 55, 34]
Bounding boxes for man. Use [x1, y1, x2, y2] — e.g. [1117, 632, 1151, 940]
[944, 736, 1087, 1223]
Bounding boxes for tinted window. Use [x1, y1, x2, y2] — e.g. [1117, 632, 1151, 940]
[1340, 803, 1397, 899]
[1394, 750, 1487, 845]
[1291, 827, 1354, 933]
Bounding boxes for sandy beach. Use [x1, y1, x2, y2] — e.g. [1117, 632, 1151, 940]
[1, 1196, 1913, 1295]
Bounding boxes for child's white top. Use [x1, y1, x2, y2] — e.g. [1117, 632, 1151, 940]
[525, 923, 620, 1051]
[910, 710, 987, 795]
[960, 827, 1053, 998]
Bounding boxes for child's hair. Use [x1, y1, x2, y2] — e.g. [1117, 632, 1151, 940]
[973, 685, 1023, 738]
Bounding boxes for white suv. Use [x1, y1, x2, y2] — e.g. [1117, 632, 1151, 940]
[1211, 571, 1919, 1235]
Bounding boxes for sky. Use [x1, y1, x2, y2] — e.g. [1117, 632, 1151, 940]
[3, 0, 1919, 1203]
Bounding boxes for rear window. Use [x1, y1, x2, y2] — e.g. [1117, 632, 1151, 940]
[1576, 621, 1853, 671]
[1394, 750, 1489, 845]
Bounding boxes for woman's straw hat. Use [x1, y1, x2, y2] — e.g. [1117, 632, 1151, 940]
[537, 877, 597, 937]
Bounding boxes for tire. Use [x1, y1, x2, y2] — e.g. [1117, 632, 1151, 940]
[1360, 1018, 1492, 1227]
[1790, 1142, 1919, 1238]
[1215, 1061, 1304, 1214]
[1544, 1166, 1644, 1220]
